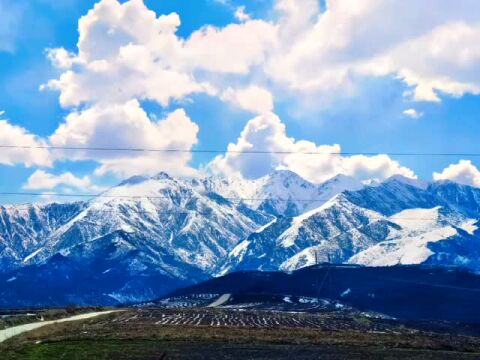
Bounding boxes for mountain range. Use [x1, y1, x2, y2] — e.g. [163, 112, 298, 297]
[0, 170, 479, 307]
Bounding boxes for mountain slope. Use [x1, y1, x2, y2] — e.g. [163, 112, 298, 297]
[349, 207, 480, 267]
[1, 171, 480, 307]
[0, 231, 193, 307]
[222, 194, 399, 273]
[0, 202, 86, 270]
[165, 264, 480, 323]
[0, 173, 272, 305]
[29, 172, 270, 276]
[189, 170, 363, 217]
[226, 180, 480, 273]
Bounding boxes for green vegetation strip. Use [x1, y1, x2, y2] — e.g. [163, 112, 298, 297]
[4, 339, 480, 360]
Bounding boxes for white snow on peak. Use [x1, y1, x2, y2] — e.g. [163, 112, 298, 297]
[384, 175, 429, 189]
[321, 174, 363, 192]
[277, 198, 339, 248]
[246, 170, 319, 213]
[99, 176, 181, 200]
[2, 169, 479, 285]
[187, 171, 363, 216]
[291, 194, 342, 224]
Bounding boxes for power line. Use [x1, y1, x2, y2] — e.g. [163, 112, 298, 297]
[0, 144, 480, 156]
[0, 192, 470, 221]
[0, 191, 335, 202]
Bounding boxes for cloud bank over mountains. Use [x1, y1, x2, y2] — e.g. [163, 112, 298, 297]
[209, 112, 416, 183]
[1, 0, 480, 191]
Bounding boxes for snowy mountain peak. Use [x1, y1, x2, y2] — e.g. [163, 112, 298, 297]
[1, 169, 480, 306]
[152, 171, 174, 181]
[185, 171, 367, 217]
[320, 174, 363, 191]
[117, 172, 174, 188]
[384, 174, 429, 189]
[326, 173, 353, 182]
[264, 169, 313, 185]
[118, 175, 149, 186]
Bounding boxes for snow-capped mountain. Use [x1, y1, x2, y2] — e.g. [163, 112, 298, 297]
[0, 172, 272, 305]
[32, 172, 271, 273]
[1, 170, 480, 307]
[225, 178, 480, 273]
[189, 170, 363, 217]
[221, 194, 397, 273]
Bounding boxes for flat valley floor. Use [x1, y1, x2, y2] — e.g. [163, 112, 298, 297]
[2, 308, 480, 359]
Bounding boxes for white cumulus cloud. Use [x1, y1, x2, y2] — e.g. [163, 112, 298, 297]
[234, 6, 250, 22]
[433, 160, 480, 187]
[266, 0, 480, 102]
[44, 0, 276, 107]
[0, 120, 51, 167]
[23, 170, 101, 191]
[49, 100, 199, 178]
[40, 0, 279, 178]
[32, 0, 480, 184]
[221, 86, 274, 114]
[209, 112, 416, 183]
[403, 108, 423, 118]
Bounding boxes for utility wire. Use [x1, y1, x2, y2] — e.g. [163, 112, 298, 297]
[0, 190, 475, 209]
[0, 144, 479, 156]
[0, 192, 470, 221]
[0, 191, 341, 202]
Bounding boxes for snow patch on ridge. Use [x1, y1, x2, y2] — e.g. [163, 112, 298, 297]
[348, 225, 459, 266]
[23, 248, 43, 263]
[459, 220, 478, 235]
[278, 196, 341, 248]
[388, 207, 441, 233]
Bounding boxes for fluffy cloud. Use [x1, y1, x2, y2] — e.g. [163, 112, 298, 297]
[266, 0, 480, 102]
[44, 4, 205, 107]
[49, 100, 199, 177]
[40, 0, 279, 178]
[367, 21, 480, 102]
[403, 108, 423, 119]
[184, 20, 276, 74]
[44, 0, 276, 107]
[433, 160, 480, 187]
[221, 86, 274, 114]
[275, 0, 320, 37]
[0, 119, 51, 167]
[41, 0, 480, 110]
[234, 6, 250, 22]
[209, 112, 416, 183]
[35, 0, 480, 184]
[23, 170, 100, 191]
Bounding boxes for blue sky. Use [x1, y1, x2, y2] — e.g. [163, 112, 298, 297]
[1, 0, 480, 203]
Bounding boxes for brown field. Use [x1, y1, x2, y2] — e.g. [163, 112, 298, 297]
[2, 308, 480, 359]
